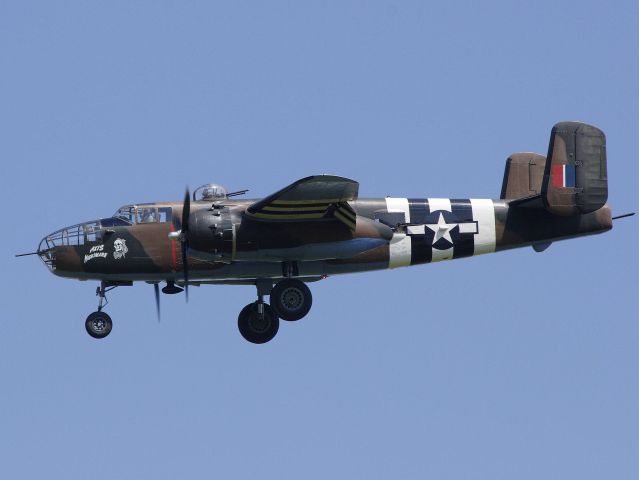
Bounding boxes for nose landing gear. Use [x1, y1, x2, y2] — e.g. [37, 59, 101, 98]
[85, 281, 116, 339]
[85, 311, 113, 339]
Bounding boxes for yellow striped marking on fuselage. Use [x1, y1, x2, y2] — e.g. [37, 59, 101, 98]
[334, 209, 356, 229]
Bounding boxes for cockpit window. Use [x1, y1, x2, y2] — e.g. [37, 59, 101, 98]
[112, 206, 172, 224]
[113, 205, 135, 224]
[158, 207, 171, 223]
[137, 207, 156, 224]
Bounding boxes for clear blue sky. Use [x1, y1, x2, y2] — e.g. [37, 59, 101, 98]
[1, 1, 637, 478]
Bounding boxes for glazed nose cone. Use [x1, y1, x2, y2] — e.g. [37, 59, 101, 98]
[37, 234, 56, 273]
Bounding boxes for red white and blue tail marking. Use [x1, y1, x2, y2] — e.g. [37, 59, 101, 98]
[551, 164, 576, 188]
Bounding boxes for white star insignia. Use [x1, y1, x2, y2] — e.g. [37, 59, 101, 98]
[425, 212, 457, 245]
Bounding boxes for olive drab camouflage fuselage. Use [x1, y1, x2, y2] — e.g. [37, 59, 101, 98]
[37, 121, 613, 286]
[38, 195, 612, 284]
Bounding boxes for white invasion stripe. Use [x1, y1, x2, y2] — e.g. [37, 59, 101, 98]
[427, 198, 452, 212]
[406, 225, 425, 235]
[385, 197, 410, 223]
[470, 198, 496, 255]
[458, 222, 478, 234]
[389, 233, 411, 268]
[431, 246, 454, 263]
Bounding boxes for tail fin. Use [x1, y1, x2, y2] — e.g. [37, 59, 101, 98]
[500, 152, 546, 200]
[541, 122, 608, 216]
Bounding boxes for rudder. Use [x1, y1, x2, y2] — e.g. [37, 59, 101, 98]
[541, 122, 608, 216]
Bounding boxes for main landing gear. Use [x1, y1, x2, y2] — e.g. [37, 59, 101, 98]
[85, 282, 115, 339]
[82, 278, 315, 343]
[237, 278, 313, 344]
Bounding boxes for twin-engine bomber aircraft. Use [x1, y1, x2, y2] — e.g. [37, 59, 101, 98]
[19, 122, 632, 343]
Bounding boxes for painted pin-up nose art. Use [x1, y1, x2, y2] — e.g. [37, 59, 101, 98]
[113, 238, 128, 260]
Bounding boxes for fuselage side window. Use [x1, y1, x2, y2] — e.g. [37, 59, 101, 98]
[158, 207, 172, 223]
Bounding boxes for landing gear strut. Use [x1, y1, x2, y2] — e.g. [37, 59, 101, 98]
[85, 282, 115, 339]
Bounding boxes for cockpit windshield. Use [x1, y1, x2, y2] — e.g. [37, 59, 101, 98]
[113, 205, 136, 223]
[112, 205, 172, 225]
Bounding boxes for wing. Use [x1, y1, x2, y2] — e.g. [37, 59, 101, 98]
[246, 175, 359, 230]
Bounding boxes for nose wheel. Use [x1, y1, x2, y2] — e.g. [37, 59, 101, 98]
[85, 311, 113, 339]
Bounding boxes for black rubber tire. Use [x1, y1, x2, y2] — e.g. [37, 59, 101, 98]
[237, 303, 279, 344]
[85, 311, 113, 339]
[270, 279, 312, 321]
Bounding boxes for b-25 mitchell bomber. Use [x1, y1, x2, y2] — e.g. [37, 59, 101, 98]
[20, 122, 632, 343]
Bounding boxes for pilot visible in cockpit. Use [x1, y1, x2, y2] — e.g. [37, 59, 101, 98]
[137, 208, 156, 224]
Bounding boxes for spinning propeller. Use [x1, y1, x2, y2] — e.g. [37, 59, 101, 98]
[154, 283, 161, 322]
[166, 187, 191, 301]
[157, 187, 192, 320]
[180, 187, 191, 302]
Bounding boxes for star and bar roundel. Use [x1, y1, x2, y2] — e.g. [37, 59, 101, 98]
[387, 198, 496, 266]
[407, 199, 477, 263]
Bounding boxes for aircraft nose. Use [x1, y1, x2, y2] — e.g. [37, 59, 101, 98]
[37, 235, 57, 272]
[37, 224, 89, 275]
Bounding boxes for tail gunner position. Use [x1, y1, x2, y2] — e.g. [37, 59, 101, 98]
[20, 122, 631, 343]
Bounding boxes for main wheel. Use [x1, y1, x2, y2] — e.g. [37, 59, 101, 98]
[270, 279, 312, 321]
[85, 311, 113, 339]
[237, 302, 279, 344]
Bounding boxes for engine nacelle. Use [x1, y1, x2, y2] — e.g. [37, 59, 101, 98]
[190, 206, 239, 262]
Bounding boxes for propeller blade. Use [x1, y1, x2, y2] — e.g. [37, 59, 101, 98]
[154, 283, 161, 322]
[182, 188, 191, 233]
[182, 187, 190, 302]
[182, 240, 189, 302]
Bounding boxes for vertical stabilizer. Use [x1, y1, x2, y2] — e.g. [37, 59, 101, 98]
[541, 122, 608, 216]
